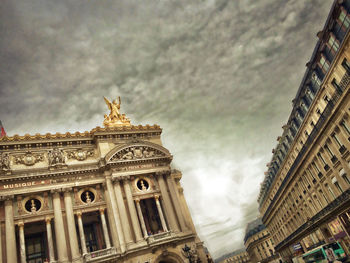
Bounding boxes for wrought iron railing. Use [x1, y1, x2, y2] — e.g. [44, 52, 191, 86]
[262, 71, 349, 223]
[275, 188, 350, 251]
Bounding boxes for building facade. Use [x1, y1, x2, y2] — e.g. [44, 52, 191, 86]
[258, 0, 350, 261]
[217, 248, 251, 263]
[0, 98, 208, 263]
[244, 219, 280, 263]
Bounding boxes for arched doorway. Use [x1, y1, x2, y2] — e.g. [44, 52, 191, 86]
[154, 251, 184, 263]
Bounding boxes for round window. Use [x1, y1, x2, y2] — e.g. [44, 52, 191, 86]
[25, 198, 41, 213]
[81, 190, 95, 204]
[137, 179, 149, 191]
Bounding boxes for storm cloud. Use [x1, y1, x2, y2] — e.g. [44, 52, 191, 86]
[0, 0, 333, 258]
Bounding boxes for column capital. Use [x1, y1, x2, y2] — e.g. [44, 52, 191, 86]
[99, 207, 105, 214]
[2, 195, 14, 201]
[112, 177, 122, 183]
[135, 198, 140, 204]
[154, 194, 160, 201]
[45, 216, 53, 223]
[63, 187, 73, 194]
[155, 171, 170, 177]
[121, 175, 131, 182]
[17, 220, 24, 227]
[76, 211, 83, 217]
[51, 188, 62, 195]
[104, 170, 112, 176]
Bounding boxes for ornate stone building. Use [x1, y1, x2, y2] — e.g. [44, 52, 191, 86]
[216, 248, 250, 263]
[0, 97, 208, 263]
[244, 219, 280, 263]
[258, 0, 350, 261]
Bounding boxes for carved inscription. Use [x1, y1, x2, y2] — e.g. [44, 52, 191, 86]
[1, 180, 50, 190]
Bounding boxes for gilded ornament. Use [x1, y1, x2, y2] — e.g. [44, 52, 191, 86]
[103, 96, 131, 127]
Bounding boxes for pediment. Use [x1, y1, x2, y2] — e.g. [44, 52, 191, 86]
[105, 141, 172, 163]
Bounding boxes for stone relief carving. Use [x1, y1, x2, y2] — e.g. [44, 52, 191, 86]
[14, 151, 44, 166]
[67, 148, 94, 161]
[112, 146, 165, 161]
[0, 153, 10, 170]
[48, 148, 65, 166]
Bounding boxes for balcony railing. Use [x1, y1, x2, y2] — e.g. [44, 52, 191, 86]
[84, 247, 117, 262]
[275, 188, 350, 251]
[262, 71, 350, 222]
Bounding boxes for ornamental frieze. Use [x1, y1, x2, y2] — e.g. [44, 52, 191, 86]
[67, 148, 94, 161]
[111, 146, 165, 161]
[48, 147, 65, 166]
[14, 151, 44, 166]
[0, 152, 10, 171]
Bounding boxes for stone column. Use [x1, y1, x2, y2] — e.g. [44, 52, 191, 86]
[5, 198, 18, 263]
[0, 220, 2, 263]
[123, 178, 143, 242]
[77, 212, 87, 255]
[63, 189, 81, 262]
[106, 176, 125, 252]
[103, 184, 120, 250]
[165, 174, 188, 231]
[135, 199, 148, 238]
[154, 195, 168, 232]
[45, 217, 55, 262]
[18, 221, 26, 263]
[99, 208, 111, 248]
[52, 190, 69, 262]
[156, 172, 179, 232]
[113, 179, 133, 246]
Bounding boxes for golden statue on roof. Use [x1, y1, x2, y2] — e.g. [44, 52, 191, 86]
[103, 96, 131, 127]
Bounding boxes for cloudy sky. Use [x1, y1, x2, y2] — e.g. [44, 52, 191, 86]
[0, 0, 334, 258]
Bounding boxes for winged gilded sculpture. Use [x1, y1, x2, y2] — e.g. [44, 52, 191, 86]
[103, 96, 131, 127]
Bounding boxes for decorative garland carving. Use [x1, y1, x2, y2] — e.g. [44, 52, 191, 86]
[111, 146, 166, 161]
[67, 149, 94, 161]
[14, 151, 44, 166]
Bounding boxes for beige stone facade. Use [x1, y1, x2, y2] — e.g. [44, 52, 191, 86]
[258, 1, 350, 262]
[244, 219, 280, 263]
[217, 249, 250, 263]
[0, 123, 207, 262]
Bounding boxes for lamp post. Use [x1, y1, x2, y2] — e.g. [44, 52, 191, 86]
[182, 244, 201, 263]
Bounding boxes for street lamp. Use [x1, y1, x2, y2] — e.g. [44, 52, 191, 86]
[182, 244, 201, 263]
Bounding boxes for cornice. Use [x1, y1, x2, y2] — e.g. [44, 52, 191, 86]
[0, 124, 162, 145]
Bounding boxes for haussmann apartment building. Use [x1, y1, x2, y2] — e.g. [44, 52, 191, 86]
[258, 0, 350, 262]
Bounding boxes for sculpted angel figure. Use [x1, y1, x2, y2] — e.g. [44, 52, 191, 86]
[104, 96, 122, 122]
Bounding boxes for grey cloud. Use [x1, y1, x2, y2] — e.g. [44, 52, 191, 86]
[0, 0, 334, 258]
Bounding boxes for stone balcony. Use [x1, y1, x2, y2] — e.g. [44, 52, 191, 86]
[84, 247, 117, 263]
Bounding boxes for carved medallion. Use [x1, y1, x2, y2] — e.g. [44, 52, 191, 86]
[67, 149, 94, 161]
[24, 198, 42, 213]
[14, 151, 44, 166]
